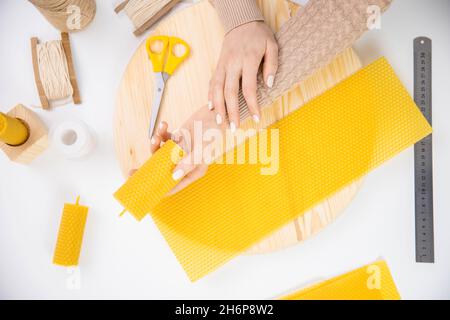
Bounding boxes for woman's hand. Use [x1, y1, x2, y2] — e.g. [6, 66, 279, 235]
[209, 21, 278, 131]
[129, 121, 209, 196]
[129, 21, 278, 196]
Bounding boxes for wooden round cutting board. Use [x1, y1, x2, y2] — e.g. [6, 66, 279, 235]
[114, 0, 363, 254]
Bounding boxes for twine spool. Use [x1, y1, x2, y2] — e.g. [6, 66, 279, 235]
[31, 33, 81, 109]
[124, 0, 173, 29]
[36, 40, 74, 101]
[116, 0, 181, 35]
[29, 0, 96, 32]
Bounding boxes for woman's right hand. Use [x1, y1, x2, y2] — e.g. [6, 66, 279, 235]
[128, 121, 209, 196]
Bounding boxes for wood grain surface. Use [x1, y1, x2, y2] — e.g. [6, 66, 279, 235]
[114, 0, 363, 254]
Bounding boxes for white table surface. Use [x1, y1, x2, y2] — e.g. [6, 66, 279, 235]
[1, 0, 449, 300]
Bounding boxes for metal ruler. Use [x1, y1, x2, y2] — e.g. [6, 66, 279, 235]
[413, 37, 434, 263]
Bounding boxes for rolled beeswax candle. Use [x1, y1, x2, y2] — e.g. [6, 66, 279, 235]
[53, 196, 89, 266]
[0, 112, 29, 146]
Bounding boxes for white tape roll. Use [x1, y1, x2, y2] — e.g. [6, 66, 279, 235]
[52, 120, 94, 159]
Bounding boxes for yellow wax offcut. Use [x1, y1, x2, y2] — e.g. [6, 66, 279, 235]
[114, 58, 432, 281]
[115, 142, 185, 221]
[53, 197, 89, 267]
[281, 260, 401, 300]
[0, 112, 29, 146]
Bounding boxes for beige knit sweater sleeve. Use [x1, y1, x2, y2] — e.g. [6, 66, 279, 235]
[209, 0, 265, 33]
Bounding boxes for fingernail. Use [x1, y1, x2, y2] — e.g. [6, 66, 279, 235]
[172, 169, 184, 181]
[230, 121, 236, 133]
[267, 75, 274, 88]
[151, 137, 156, 145]
[160, 141, 165, 147]
[252, 115, 260, 123]
[216, 113, 223, 125]
[208, 100, 213, 110]
[159, 122, 164, 130]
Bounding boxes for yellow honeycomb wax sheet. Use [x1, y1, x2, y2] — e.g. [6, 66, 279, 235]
[53, 197, 89, 266]
[115, 140, 185, 221]
[281, 260, 401, 300]
[114, 58, 432, 281]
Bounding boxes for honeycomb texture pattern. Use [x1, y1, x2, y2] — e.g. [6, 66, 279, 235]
[281, 260, 401, 300]
[114, 58, 432, 281]
[115, 140, 185, 221]
[53, 200, 89, 267]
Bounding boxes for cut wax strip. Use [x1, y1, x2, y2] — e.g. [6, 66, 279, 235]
[115, 58, 432, 281]
[115, 142, 185, 221]
[280, 260, 401, 300]
[53, 196, 89, 267]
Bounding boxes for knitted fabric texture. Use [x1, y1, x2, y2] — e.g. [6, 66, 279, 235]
[209, 0, 265, 33]
[238, 0, 393, 119]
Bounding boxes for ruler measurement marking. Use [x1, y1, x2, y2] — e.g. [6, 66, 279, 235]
[414, 37, 434, 263]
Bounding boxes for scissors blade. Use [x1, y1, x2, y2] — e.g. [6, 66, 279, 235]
[149, 73, 166, 138]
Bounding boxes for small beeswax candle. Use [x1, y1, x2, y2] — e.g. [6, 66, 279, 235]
[0, 112, 29, 146]
[53, 196, 89, 267]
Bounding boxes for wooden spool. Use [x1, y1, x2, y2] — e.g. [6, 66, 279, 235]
[114, 0, 363, 254]
[0, 104, 48, 164]
[31, 32, 81, 110]
[115, 0, 181, 36]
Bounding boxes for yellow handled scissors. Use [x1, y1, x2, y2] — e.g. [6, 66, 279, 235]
[146, 35, 190, 138]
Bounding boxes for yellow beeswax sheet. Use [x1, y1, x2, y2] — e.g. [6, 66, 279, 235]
[114, 58, 432, 281]
[53, 197, 89, 266]
[281, 260, 401, 300]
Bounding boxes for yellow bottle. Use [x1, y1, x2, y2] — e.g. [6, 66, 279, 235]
[0, 112, 29, 146]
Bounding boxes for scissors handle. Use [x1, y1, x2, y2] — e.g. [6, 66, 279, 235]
[164, 37, 190, 75]
[146, 36, 169, 73]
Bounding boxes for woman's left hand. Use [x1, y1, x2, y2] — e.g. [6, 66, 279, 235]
[208, 21, 279, 131]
